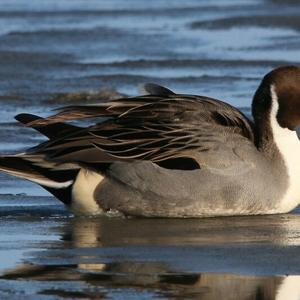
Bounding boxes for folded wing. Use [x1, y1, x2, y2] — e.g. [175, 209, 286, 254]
[25, 84, 255, 170]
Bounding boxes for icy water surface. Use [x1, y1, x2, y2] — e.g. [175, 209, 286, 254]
[1, 0, 300, 299]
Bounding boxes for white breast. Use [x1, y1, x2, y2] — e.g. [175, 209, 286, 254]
[71, 169, 104, 215]
[270, 85, 300, 212]
[276, 276, 300, 300]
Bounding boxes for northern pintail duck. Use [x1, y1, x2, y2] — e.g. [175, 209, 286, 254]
[1, 66, 300, 217]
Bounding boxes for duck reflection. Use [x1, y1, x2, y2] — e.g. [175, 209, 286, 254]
[2, 215, 300, 299]
[2, 261, 300, 299]
[61, 214, 300, 247]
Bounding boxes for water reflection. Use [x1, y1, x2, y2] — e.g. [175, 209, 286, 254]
[60, 214, 300, 247]
[2, 261, 300, 299]
[2, 215, 300, 299]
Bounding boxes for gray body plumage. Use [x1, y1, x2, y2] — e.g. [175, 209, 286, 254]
[98, 136, 287, 217]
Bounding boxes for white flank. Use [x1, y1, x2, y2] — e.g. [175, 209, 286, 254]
[276, 275, 300, 300]
[71, 168, 104, 215]
[270, 85, 300, 212]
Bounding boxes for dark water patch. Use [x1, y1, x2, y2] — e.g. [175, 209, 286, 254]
[59, 74, 258, 106]
[191, 15, 300, 31]
[6, 26, 125, 39]
[0, 1, 265, 17]
[0, 94, 24, 103]
[78, 74, 258, 86]
[0, 6, 248, 18]
[269, 0, 300, 3]
[92, 58, 295, 69]
[0, 50, 73, 64]
[0, 193, 54, 202]
[47, 89, 125, 105]
[0, 205, 69, 218]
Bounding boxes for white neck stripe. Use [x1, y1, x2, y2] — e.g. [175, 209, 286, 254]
[270, 85, 300, 212]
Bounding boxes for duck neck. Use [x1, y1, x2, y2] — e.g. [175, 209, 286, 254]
[253, 85, 281, 159]
[254, 85, 300, 168]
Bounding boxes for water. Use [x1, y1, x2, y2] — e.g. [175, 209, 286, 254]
[2, 215, 300, 299]
[0, 0, 300, 298]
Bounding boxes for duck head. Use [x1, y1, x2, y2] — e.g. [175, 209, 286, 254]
[253, 66, 300, 132]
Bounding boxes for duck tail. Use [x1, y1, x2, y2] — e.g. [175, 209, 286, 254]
[0, 154, 79, 205]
